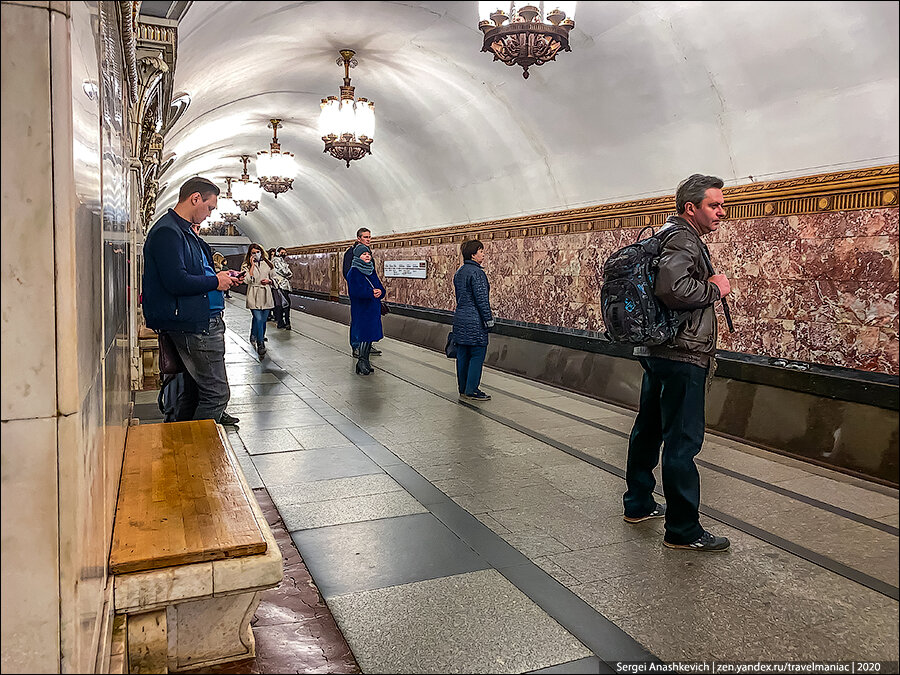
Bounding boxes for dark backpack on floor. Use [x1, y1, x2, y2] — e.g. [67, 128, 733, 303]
[600, 226, 689, 346]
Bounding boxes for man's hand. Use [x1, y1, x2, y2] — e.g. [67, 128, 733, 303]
[709, 274, 731, 298]
[216, 271, 238, 291]
[373, 288, 383, 298]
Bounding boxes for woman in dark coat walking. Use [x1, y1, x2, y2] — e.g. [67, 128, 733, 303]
[452, 239, 494, 400]
[346, 243, 385, 375]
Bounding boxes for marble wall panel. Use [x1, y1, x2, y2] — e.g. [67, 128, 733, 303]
[288, 208, 899, 375]
[0, 2, 58, 421]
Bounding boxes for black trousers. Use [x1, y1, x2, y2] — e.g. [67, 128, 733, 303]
[272, 291, 291, 327]
[623, 356, 707, 545]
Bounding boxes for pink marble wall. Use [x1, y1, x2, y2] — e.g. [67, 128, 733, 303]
[287, 208, 899, 376]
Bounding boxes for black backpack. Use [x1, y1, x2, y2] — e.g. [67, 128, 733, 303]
[600, 226, 688, 346]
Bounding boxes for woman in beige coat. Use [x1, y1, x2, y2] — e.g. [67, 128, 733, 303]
[241, 243, 275, 356]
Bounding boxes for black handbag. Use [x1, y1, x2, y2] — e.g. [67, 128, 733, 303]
[158, 332, 185, 375]
[445, 331, 458, 359]
[380, 303, 390, 316]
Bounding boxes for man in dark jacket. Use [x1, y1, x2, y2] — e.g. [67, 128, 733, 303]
[623, 174, 732, 552]
[143, 176, 239, 424]
[343, 228, 381, 357]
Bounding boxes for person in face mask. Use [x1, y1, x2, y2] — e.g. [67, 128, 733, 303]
[270, 247, 294, 330]
[240, 244, 275, 356]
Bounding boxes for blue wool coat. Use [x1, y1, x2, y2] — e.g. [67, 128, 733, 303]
[452, 260, 494, 346]
[347, 267, 386, 342]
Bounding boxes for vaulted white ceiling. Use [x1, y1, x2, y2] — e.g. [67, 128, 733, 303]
[155, 1, 900, 248]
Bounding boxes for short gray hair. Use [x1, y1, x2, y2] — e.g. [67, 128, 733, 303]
[675, 174, 724, 214]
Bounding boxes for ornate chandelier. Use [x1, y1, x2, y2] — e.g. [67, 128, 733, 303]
[478, 2, 576, 79]
[256, 119, 296, 197]
[217, 178, 242, 224]
[233, 155, 261, 213]
[319, 49, 375, 168]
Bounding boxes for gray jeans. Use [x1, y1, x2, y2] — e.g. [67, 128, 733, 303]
[163, 314, 230, 423]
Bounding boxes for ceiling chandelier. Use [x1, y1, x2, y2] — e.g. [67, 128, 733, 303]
[217, 178, 242, 224]
[233, 155, 261, 213]
[478, 2, 576, 79]
[256, 119, 296, 197]
[319, 49, 375, 168]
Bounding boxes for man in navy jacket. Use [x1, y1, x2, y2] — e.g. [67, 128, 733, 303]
[342, 227, 380, 357]
[142, 177, 239, 423]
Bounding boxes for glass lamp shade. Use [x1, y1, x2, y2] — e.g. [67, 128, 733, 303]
[549, 1, 576, 20]
[479, 2, 509, 22]
[319, 97, 341, 137]
[319, 97, 375, 141]
[217, 196, 241, 217]
[356, 99, 375, 139]
[256, 150, 296, 179]
[232, 179, 262, 202]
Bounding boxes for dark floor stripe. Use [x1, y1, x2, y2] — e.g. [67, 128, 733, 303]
[278, 321, 900, 601]
[398, 350, 900, 537]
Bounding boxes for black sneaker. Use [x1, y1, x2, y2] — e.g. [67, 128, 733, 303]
[219, 412, 240, 426]
[624, 502, 666, 523]
[664, 531, 730, 552]
[257, 343, 267, 357]
[466, 391, 491, 401]
[370, 347, 382, 355]
[352, 348, 360, 358]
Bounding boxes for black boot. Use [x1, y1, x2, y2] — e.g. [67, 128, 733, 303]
[356, 342, 373, 375]
[356, 342, 370, 375]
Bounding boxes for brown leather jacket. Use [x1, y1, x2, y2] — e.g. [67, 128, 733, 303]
[633, 216, 721, 369]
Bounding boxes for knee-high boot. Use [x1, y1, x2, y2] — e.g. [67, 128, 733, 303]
[356, 342, 372, 375]
[361, 341, 374, 374]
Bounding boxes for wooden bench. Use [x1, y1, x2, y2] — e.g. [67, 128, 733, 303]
[110, 420, 283, 673]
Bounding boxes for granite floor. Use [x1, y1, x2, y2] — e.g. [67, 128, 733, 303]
[141, 299, 899, 673]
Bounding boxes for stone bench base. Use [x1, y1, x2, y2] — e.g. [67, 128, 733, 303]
[113, 430, 282, 673]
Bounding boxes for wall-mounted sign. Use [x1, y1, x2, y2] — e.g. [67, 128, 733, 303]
[383, 260, 428, 279]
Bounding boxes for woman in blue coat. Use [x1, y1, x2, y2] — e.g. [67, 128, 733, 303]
[347, 243, 385, 375]
[452, 239, 494, 400]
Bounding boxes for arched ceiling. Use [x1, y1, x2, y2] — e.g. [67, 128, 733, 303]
[154, 1, 899, 248]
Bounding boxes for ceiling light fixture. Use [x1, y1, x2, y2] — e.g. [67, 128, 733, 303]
[256, 119, 296, 197]
[478, 2, 576, 79]
[233, 155, 262, 213]
[217, 177, 242, 223]
[319, 49, 375, 168]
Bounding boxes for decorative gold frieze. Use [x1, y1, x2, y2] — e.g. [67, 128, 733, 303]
[287, 165, 899, 255]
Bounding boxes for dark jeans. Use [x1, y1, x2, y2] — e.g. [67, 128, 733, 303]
[624, 356, 707, 545]
[250, 309, 269, 344]
[163, 314, 229, 423]
[456, 344, 487, 395]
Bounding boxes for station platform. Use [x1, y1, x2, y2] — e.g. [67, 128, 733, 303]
[139, 300, 899, 673]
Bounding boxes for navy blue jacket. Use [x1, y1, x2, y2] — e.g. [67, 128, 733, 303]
[347, 268, 385, 342]
[142, 208, 220, 333]
[452, 260, 494, 346]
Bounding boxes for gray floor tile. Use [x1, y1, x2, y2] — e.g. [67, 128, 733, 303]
[234, 407, 328, 430]
[288, 424, 355, 449]
[280, 491, 428, 530]
[529, 656, 604, 674]
[266, 474, 405, 508]
[252, 446, 383, 485]
[290, 512, 490, 597]
[237, 427, 302, 455]
[326, 569, 591, 674]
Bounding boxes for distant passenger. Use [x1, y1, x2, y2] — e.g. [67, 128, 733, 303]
[452, 239, 495, 401]
[266, 249, 278, 322]
[623, 174, 732, 552]
[346, 243, 385, 375]
[343, 228, 381, 358]
[142, 176, 240, 425]
[241, 243, 275, 357]
[271, 246, 294, 330]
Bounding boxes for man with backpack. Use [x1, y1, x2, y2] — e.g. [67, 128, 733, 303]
[343, 228, 381, 358]
[620, 174, 732, 552]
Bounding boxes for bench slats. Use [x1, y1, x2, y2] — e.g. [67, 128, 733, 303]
[110, 420, 267, 575]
